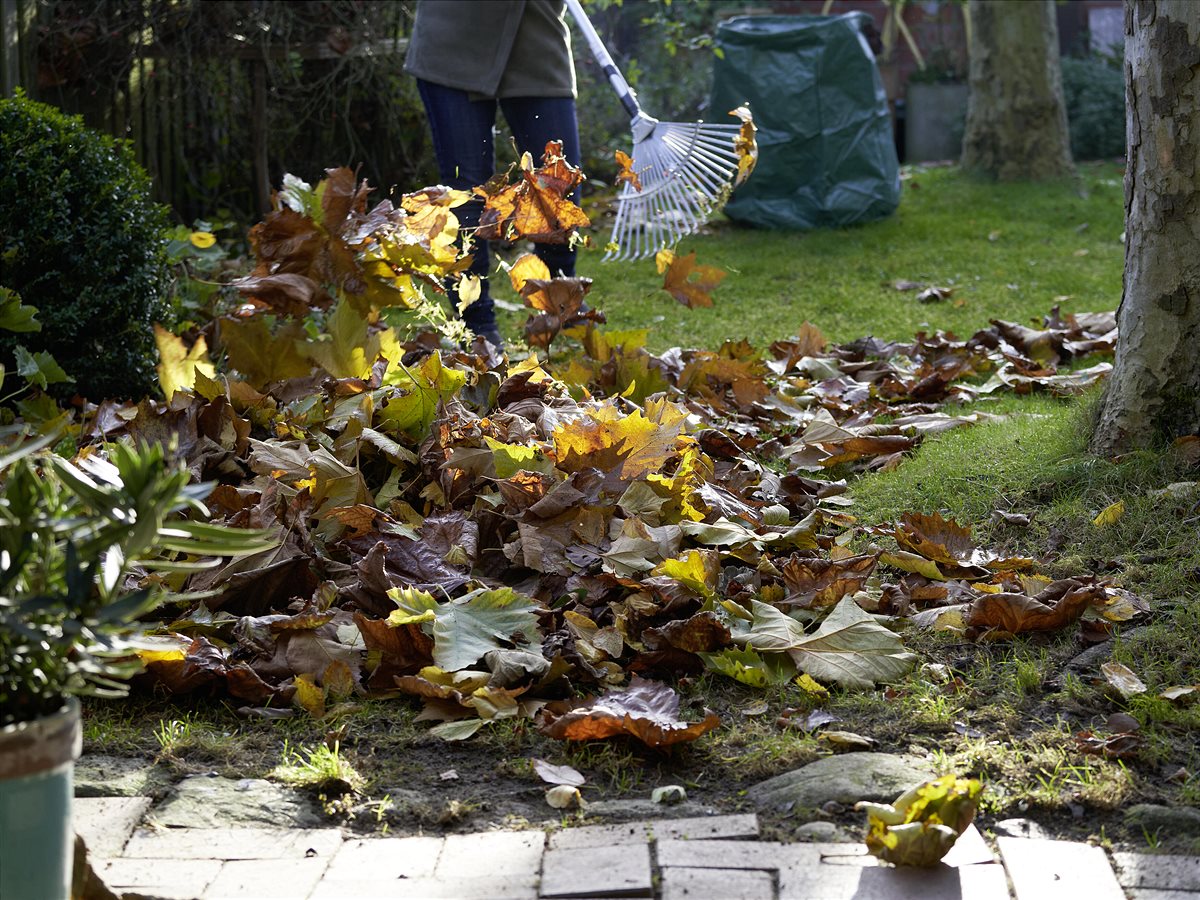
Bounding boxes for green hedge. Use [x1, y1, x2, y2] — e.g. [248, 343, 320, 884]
[0, 93, 169, 400]
[1061, 56, 1126, 161]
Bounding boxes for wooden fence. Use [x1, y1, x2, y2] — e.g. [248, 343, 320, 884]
[2, 2, 415, 223]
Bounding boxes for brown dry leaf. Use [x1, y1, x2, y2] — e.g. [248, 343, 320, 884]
[964, 578, 1105, 635]
[656, 249, 726, 309]
[895, 512, 976, 565]
[614, 149, 643, 192]
[779, 553, 878, 608]
[536, 676, 719, 747]
[728, 105, 758, 186]
[1074, 730, 1143, 759]
[475, 141, 590, 243]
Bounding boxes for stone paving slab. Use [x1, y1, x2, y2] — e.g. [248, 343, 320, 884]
[660, 866, 775, 900]
[94, 857, 224, 899]
[203, 857, 329, 899]
[123, 827, 344, 861]
[75, 796, 153, 858]
[998, 837, 1125, 900]
[434, 831, 544, 880]
[779, 860, 1010, 900]
[311, 873, 541, 899]
[656, 839, 819, 871]
[940, 824, 996, 867]
[547, 814, 759, 850]
[1114, 852, 1200, 891]
[324, 836, 443, 880]
[540, 842, 653, 898]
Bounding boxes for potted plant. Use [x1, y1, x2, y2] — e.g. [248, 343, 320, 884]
[0, 431, 273, 898]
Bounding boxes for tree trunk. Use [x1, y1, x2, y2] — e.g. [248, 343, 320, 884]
[1091, 0, 1200, 454]
[961, 0, 1075, 180]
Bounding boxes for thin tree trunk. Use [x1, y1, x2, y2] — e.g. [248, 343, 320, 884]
[961, 0, 1075, 180]
[1092, 0, 1200, 454]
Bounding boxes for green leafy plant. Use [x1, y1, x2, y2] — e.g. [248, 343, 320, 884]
[0, 287, 74, 409]
[0, 91, 170, 401]
[0, 435, 275, 727]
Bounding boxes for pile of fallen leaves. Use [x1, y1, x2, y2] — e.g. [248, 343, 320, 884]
[105, 296, 1135, 745]
[43, 142, 1157, 747]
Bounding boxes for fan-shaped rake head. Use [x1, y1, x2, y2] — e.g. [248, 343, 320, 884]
[605, 119, 742, 262]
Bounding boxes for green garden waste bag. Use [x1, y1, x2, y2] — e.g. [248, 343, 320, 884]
[711, 13, 900, 229]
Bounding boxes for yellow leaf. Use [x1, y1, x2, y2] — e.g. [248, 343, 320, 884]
[154, 324, 214, 401]
[795, 673, 829, 698]
[1093, 500, 1125, 527]
[507, 253, 551, 292]
[189, 231, 217, 249]
[219, 315, 313, 387]
[457, 273, 482, 311]
[293, 673, 326, 718]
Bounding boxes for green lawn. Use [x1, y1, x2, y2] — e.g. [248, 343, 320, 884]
[494, 162, 1126, 350]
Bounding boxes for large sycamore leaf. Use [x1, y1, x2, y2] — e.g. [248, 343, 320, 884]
[155, 324, 215, 401]
[552, 398, 689, 487]
[219, 315, 313, 386]
[390, 586, 542, 672]
[537, 676, 719, 747]
[377, 351, 468, 438]
[475, 141, 590, 243]
[963, 578, 1105, 636]
[789, 597, 916, 689]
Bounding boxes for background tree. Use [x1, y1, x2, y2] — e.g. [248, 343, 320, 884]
[1092, 0, 1200, 454]
[961, 0, 1075, 180]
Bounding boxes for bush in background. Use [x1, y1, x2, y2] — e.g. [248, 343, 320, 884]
[1061, 54, 1126, 161]
[0, 93, 170, 400]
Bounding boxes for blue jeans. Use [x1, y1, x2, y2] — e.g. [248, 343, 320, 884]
[416, 79, 581, 336]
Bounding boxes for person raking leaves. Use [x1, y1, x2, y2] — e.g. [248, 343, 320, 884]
[405, 0, 584, 350]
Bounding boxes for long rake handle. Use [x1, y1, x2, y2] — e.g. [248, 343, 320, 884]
[564, 0, 642, 120]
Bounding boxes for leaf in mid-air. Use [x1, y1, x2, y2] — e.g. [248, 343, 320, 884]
[728, 105, 758, 187]
[656, 249, 726, 309]
[614, 149, 643, 192]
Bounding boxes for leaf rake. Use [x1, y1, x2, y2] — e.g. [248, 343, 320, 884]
[565, 0, 742, 261]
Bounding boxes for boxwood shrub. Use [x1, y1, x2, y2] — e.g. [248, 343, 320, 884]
[0, 92, 169, 400]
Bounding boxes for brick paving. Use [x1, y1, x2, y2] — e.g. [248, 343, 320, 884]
[76, 798, 1200, 900]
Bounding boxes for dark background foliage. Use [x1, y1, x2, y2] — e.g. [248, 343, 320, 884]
[0, 91, 169, 400]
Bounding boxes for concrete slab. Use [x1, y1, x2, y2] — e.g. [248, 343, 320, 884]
[656, 839, 819, 871]
[434, 831, 544, 880]
[1115, 853, 1200, 891]
[1127, 890, 1200, 900]
[660, 866, 775, 900]
[779, 861, 1009, 900]
[75, 796, 152, 858]
[998, 837, 1124, 900]
[940, 825, 996, 867]
[202, 857, 328, 899]
[547, 814, 759, 851]
[122, 827, 343, 861]
[310, 874, 540, 899]
[94, 857, 223, 899]
[540, 843, 653, 898]
[325, 836, 444, 880]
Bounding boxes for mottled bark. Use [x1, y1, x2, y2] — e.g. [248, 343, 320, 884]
[1092, 0, 1200, 454]
[961, 0, 1075, 180]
